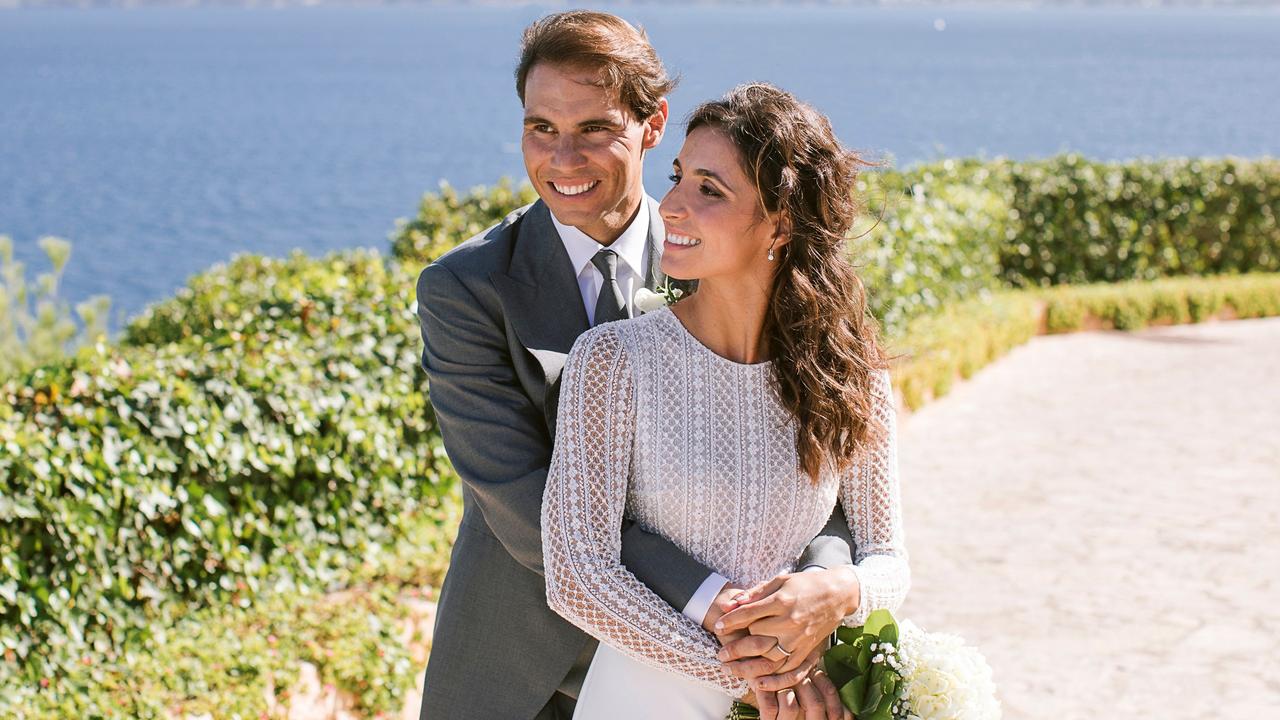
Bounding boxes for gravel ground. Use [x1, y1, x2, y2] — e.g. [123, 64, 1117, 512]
[896, 317, 1280, 718]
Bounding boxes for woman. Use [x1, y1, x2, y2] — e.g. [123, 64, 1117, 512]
[541, 83, 909, 719]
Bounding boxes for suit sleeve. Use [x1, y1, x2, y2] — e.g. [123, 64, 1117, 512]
[416, 262, 716, 609]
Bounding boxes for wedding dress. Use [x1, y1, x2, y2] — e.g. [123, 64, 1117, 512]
[542, 306, 909, 719]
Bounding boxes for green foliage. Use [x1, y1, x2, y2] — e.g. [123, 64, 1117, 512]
[0, 235, 110, 381]
[389, 178, 539, 265]
[891, 273, 1280, 411]
[0, 249, 456, 692]
[999, 155, 1280, 286]
[889, 291, 1042, 411]
[854, 160, 1012, 335]
[823, 609, 903, 720]
[1040, 273, 1280, 333]
[3, 582, 419, 719]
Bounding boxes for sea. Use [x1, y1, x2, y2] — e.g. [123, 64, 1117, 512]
[2, 4, 1278, 324]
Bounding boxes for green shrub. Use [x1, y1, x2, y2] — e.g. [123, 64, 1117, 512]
[389, 178, 538, 265]
[0, 236, 110, 381]
[0, 249, 454, 686]
[853, 160, 1012, 335]
[4, 582, 419, 720]
[1000, 155, 1280, 287]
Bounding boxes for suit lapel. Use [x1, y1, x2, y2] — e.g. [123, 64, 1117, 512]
[491, 201, 588, 388]
[643, 195, 668, 291]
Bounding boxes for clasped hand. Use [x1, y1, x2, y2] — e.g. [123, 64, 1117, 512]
[703, 567, 860, 720]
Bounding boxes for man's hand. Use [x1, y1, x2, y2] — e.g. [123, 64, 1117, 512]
[754, 669, 850, 720]
[702, 581, 747, 634]
[715, 567, 860, 675]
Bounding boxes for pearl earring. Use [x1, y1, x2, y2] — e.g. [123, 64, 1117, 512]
[767, 247, 776, 261]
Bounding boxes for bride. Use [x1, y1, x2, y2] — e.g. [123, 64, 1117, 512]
[541, 83, 909, 719]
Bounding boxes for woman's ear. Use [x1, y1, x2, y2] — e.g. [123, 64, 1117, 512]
[771, 210, 793, 248]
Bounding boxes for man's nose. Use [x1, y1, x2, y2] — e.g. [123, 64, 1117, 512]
[549, 134, 588, 171]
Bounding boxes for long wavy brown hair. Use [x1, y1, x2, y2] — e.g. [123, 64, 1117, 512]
[687, 83, 889, 480]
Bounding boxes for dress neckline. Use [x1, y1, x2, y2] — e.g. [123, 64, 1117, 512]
[657, 306, 773, 370]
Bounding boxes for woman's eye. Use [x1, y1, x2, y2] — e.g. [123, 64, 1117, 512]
[699, 184, 721, 198]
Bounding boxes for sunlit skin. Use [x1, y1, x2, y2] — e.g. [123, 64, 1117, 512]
[659, 126, 788, 366]
[521, 62, 667, 244]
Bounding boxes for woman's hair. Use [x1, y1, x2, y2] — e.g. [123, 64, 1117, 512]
[515, 11, 678, 122]
[687, 83, 889, 480]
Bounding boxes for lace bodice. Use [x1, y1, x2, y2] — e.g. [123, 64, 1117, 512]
[541, 307, 909, 697]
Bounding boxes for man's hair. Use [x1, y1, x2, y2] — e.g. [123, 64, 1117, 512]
[515, 10, 678, 122]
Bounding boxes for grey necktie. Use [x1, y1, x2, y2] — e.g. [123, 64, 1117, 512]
[590, 249, 629, 326]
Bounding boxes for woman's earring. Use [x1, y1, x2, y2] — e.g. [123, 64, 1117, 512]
[767, 244, 776, 261]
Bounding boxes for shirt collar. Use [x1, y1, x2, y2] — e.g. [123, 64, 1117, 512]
[551, 196, 650, 281]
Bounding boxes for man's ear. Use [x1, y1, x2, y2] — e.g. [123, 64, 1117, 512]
[642, 98, 669, 150]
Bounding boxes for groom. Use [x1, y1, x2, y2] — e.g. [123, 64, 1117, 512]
[416, 11, 859, 720]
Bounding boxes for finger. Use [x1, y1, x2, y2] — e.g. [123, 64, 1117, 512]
[793, 678, 825, 720]
[809, 669, 844, 720]
[717, 634, 779, 662]
[751, 663, 810, 693]
[772, 642, 822, 676]
[776, 688, 800, 720]
[716, 592, 792, 633]
[757, 689, 779, 720]
[726, 656, 785, 682]
[726, 576, 784, 610]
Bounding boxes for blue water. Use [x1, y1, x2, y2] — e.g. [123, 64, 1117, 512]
[3, 5, 1278, 324]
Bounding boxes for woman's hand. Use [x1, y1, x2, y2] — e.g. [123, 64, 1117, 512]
[714, 567, 860, 676]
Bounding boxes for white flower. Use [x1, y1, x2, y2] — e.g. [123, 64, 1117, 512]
[896, 620, 1001, 720]
[633, 288, 669, 314]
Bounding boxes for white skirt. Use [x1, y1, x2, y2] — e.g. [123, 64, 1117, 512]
[572, 643, 733, 720]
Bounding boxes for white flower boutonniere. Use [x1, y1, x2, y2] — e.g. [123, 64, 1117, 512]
[633, 282, 685, 314]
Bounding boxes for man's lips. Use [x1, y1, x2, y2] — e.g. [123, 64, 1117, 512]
[549, 180, 600, 197]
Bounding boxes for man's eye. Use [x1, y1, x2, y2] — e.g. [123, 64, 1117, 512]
[534, 125, 554, 134]
[668, 173, 681, 184]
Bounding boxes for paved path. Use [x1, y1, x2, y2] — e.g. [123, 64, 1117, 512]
[896, 318, 1280, 718]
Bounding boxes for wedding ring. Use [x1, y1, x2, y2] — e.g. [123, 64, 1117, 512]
[773, 641, 793, 658]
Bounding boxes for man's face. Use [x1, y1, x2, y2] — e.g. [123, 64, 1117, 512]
[522, 62, 667, 244]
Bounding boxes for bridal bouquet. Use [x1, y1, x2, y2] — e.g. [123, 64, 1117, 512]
[729, 610, 1000, 720]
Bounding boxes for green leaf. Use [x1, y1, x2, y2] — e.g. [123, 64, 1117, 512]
[839, 679, 864, 713]
[863, 608, 896, 639]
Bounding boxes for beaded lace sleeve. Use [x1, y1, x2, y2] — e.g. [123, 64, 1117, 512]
[840, 370, 911, 627]
[541, 326, 749, 697]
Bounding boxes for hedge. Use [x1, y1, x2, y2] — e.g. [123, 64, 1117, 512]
[389, 157, 1280, 336]
[1000, 156, 1280, 287]
[890, 273, 1280, 411]
[0, 250, 455, 691]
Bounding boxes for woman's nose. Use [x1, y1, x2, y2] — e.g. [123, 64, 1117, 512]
[659, 186, 686, 222]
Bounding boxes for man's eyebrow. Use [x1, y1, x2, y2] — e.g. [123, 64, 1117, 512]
[577, 117, 621, 128]
[523, 115, 553, 126]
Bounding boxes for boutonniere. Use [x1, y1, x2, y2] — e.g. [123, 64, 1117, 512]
[633, 281, 685, 314]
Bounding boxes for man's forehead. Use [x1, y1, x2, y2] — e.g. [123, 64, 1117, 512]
[523, 62, 631, 121]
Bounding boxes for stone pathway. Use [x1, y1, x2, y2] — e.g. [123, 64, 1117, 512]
[896, 317, 1280, 718]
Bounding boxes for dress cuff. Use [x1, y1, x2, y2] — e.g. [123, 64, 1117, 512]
[682, 572, 730, 626]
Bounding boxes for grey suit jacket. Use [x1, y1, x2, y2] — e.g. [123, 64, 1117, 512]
[415, 199, 853, 720]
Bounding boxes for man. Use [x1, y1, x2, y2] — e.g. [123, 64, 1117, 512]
[416, 11, 861, 720]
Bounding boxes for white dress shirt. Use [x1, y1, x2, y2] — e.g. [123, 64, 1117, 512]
[549, 198, 730, 624]
[550, 200, 651, 325]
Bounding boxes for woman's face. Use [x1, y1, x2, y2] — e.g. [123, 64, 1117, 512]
[658, 126, 782, 282]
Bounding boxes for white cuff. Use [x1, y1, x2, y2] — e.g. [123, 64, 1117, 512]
[682, 572, 730, 626]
